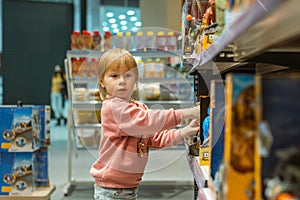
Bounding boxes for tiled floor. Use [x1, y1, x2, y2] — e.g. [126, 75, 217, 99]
[49, 120, 196, 200]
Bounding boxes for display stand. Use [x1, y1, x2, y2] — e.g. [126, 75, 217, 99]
[63, 49, 196, 196]
[185, 143, 216, 200]
[62, 106, 96, 196]
[0, 185, 55, 200]
[183, 0, 300, 199]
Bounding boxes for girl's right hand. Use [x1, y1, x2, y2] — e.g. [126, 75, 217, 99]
[181, 105, 200, 121]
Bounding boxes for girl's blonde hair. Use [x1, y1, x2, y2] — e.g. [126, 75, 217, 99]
[97, 48, 139, 100]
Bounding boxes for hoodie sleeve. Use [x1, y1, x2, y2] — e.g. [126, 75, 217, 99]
[109, 98, 182, 138]
[148, 129, 183, 148]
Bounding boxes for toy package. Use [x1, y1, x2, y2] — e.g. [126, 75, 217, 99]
[199, 95, 210, 144]
[0, 105, 50, 152]
[0, 106, 40, 152]
[181, 0, 226, 57]
[198, 95, 210, 166]
[182, 0, 204, 56]
[256, 74, 300, 200]
[0, 148, 49, 195]
[221, 73, 258, 200]
[0, 105, 50, 196]
[33, 106, 51, 147]
[209, 80, 225, 179]
[0, 152, 36, 195]
[34, 147, 49, 188]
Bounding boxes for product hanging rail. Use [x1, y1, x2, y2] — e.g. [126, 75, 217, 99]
[187, 0, 283, 72]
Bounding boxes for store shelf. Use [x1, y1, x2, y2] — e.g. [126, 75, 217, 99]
[72, 101, 102, 110]
[183, 136, 211, 199]
[66, 49, 182, 58]
[69, 77, 97, 84]
[188, 0, 283, 72]
[74, 123, 101, 129]
[0, 185, 56, 200]
[233, 0, 300, 62]
[139, 77, 193, 84]
[64, 48, 195, 196]
[71, 100, 193, 110]
[186, 156, 217, 200]
[143, 100, 193, 108]
[198, 188, 216, 200]
[183, 0, 300, 199]
[188, 156, 209, 188]
[69, 77, 193, 84]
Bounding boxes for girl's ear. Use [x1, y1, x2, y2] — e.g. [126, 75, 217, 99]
[134, 82, 138, 90]
[98, 79, 104, 88]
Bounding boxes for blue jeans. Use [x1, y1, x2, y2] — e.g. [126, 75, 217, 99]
[51, 92, 63, 119]
[94, 184, 138, 200]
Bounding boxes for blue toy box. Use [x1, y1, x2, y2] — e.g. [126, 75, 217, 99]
[0, 105, 50, 152]
[0, 151, 36, 195]
[0, 106, 40, 152]
[34, 147, 49, 188]
[209, 80, 225, 179]
[33, 106, 51, 147]
[0, 148, 49, 195]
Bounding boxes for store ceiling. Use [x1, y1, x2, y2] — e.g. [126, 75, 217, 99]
[100, 5, 141, 33]
[15, 0, 73, 3]
[100, 0, 139, 7]
[17, 0, 139, 7]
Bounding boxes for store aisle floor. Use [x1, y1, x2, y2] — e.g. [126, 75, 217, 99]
[49, 120, 195, 200]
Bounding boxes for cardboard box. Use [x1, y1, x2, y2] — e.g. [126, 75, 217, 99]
[222, 73, 258, 200]
[34, 147, 49, 188]
[0, 105, 50, 152]
[256, 74, 300, 200]
[199, 146, 210, 166]
[209, 80, 225, 179]
[199, 95, 210, 144]
[0, 106, 40, 152]
[0, 152, 36, 195]
[0, 148, 49, 195]
[33, 106, 51, 147]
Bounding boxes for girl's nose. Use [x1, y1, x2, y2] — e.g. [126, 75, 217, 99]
[119, 75, 126, 84]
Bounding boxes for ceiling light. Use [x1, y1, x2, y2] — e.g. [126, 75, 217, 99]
[119, 14, 126, 20]
[135, 21, 142, 27]
[108, 18, 116, 23]
[130, 16, 137, 22]
[127, 10, 135, 16]
[106, 12, 114, 17]
[113, 28, 120, 33]
[120, 20, 127, 25]
[131, 27, 139, 32]
[121, 26, 128, 31]
[102, 22, 108, 27]
[111, 24, 118, 29]
[103, 27, 110, 32]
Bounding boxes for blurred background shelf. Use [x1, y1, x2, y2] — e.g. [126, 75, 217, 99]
[0, 185, 56, 200]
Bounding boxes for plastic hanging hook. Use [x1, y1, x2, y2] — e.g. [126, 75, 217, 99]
[258, 120, 273, 157]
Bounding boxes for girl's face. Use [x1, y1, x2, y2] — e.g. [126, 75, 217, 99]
[100, 65, 137, 101]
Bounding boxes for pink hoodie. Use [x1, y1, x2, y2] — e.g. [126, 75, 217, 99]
[90, 97, 183, 188]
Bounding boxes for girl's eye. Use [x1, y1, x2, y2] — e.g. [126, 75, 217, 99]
[110, 74, 118, 78]
[125, 73, 132, 78]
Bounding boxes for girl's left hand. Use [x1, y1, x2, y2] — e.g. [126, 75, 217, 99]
[180, 119, 200, 138]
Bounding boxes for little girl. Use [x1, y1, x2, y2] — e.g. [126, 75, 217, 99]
[90, 48, 200, 200]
